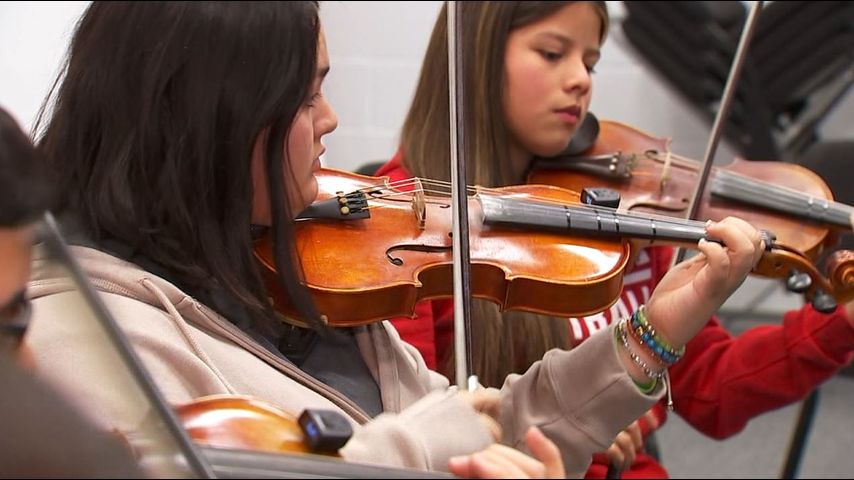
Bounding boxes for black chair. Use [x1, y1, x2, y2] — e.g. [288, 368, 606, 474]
[354, 160, 386, 177]
[622, 1, 779, 159]
[796, 140, 854, 255]
[620, 1, 854, 161]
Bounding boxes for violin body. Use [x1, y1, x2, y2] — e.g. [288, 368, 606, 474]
[529, 119, 854, 308]
[255, 169, 631, 326]
[176, 395, 317, 455]
[256, 168, 853, 325]
[529, 120, 843, 260]
[174, 395, 450, 478]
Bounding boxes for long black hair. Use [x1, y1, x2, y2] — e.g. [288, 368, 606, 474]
[35, 1, 322, 330]
[0, 107, 54, 227]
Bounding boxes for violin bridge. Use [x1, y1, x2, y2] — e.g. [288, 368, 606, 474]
[411, 178, 426, 229]
[659, 139, 673, 193]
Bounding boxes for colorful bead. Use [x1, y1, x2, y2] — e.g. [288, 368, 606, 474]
[628, 305, 685, 366]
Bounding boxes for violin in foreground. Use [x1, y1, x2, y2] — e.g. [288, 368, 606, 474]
[251, 168, 831, 328]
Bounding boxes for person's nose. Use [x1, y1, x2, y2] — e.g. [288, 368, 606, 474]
[561, 56, 592, 96]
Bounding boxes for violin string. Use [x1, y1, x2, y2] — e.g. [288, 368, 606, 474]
[503, 195, 712, 231]
[717, 172, 811, 207]
[650, 151, 699, 169]
[619, 170, 660, 179]
[640, 152, 854, 225]
[366, 177, 707, 227]
[448, 178, 712, 228]
[554, 149, 844, 218]
[366, 176, 806, 237]
[714, 170, 852, 221]
[650, 151, 851, 211]
[359, 177, 713, 232]
[349, 150, 844, 239]
[720, 170, 835, 206]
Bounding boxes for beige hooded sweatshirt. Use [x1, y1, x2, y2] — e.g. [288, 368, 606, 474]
[26, 246, 661, 477]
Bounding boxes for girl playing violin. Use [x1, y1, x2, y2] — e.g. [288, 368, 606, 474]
[25, 2, 761, 477]
[377, 1, 854, 477]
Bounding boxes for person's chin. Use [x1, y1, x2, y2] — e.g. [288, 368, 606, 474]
[534, 140, 572, 158]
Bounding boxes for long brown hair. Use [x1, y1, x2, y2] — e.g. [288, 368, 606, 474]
[401, 1, 610, 386]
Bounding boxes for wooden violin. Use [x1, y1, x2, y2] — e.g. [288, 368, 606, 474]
[251, 168, 832, 328]
[529, 119, 853, 258]
[176, 395, 341, 456]
[528, 119, 854, 311]
[171, 394, 447, 478]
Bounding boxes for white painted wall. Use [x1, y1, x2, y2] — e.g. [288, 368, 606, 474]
[0, 1, 90, 130]
[1, 1, 850, 171]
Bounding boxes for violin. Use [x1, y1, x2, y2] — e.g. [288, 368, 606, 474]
[252, 168, 813, 327]
[173, 395, 448, 478]
[255, 168, 629, 326]
[176, 395, 340, 456]
[527, 118, 854, 310]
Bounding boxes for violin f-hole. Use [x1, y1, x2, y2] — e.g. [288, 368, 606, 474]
[385, 244, 452, 266]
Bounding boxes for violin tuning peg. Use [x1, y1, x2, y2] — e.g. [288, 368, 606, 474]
[785, 270, 812, 293]
[811, 289, 837, 314]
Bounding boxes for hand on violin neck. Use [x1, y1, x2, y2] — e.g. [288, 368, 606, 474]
[645, 217, 764, 349]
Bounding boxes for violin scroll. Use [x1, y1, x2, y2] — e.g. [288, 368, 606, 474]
[753, 246, 854, 313]
[823, 250, 854, 307]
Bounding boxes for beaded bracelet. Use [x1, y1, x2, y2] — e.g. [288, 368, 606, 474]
[615, 318, 675, 410]
[630, 305, 685, 366]
[627, 311, 681, 366]
[632, 376, 658, 395]
[615, 318, 666, 380]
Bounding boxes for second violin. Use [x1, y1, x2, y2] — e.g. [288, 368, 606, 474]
[528, 117, 854, 311]
[530, 118, 853, 259]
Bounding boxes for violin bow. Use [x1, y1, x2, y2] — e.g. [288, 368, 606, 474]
[672, 1, 765, 266]
[447, 1, 477, 391]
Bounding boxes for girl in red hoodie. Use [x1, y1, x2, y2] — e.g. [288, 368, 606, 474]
[377, 2, 854, 477]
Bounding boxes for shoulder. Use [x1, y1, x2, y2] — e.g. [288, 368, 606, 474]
[26, 244, 228, 394]
[29, 244, 198, 316]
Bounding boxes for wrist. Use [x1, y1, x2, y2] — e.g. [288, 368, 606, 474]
[614, 318, 666, 386]
[614, 318, 677, 409]
[630, 306, 685, 365]
[643, 304, 685, 350]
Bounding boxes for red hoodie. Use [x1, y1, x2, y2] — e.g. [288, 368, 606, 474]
[375, 152, 854, 478]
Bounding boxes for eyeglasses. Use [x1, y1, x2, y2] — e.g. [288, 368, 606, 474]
[1, 290, 31, 345]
